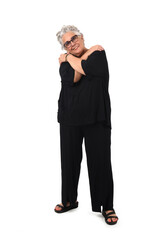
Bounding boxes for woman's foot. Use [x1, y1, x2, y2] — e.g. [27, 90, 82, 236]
[105, 210, 118, 223]
[54, 201, 78, 211]
[54, 202, 70, 211]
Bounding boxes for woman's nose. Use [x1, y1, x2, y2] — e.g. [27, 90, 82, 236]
[70, 42, 75, 47]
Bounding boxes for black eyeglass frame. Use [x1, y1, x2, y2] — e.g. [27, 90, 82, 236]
[63, 34, 80, 48]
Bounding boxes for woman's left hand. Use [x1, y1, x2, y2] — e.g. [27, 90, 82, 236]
[59, 52, 69, 65]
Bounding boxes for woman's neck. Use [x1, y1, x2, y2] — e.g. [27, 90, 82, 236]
[79, 47, 89, 57]
[72, 47, 89, 58]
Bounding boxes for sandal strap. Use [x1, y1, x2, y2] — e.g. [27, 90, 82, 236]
[56, 204, 64, 209]
[56, 201, 78, 209]
[105, 210, 115, 217]
[106, 215, 118, 220]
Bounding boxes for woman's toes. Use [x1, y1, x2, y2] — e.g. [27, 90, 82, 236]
[107, 218, 111, 222]
[112, 218, 117, 222]
[55, 204, 63, 210]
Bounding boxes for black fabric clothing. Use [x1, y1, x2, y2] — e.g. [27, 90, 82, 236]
[57, 50, 112, 128]
[60, 121, 114, 213]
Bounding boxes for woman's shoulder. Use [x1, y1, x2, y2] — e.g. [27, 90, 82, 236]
[59, 61, 72, 73]
[88, 49, 106, 59]
[59, 61, 70, 69]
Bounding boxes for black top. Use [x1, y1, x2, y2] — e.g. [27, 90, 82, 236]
[57, 50, 112, 129]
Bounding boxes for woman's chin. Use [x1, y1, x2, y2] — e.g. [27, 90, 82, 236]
[72, 48, 83, 57]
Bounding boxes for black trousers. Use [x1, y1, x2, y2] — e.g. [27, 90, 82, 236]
[59, 121, 114, 213]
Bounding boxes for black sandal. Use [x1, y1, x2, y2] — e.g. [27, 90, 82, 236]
[102, 209, 119, 225]
[54, 201, 79, 213]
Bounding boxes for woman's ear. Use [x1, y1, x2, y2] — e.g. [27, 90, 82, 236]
[80, 34, 84, 39]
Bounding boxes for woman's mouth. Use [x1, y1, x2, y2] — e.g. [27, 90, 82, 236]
[72, 45, 79, 50]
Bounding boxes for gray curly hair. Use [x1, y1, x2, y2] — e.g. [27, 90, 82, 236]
[56, 25, 82, 50]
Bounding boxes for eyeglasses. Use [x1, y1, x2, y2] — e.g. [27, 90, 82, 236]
[63, 35, 80, 48]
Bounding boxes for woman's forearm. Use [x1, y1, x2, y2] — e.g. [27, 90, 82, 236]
[73, 50, 92, 82]
[67, 54, 86, 75]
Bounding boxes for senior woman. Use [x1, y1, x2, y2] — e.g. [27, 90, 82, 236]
[54, 25, 118, 225]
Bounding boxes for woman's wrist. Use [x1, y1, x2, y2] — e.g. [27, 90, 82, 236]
[65, 53, 71, 62]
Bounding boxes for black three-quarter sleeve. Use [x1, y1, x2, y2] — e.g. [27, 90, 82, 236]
[81, 50, 108, 77]
[59, 62, 75, 86]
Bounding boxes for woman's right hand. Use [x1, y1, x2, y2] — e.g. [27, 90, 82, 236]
[89, 45, 104, 54]
[81, 45, 104, 60]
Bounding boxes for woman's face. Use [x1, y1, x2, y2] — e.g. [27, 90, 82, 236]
[62, 31, 85, 57]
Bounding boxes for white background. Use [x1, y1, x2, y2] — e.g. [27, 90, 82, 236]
[0, 0, 160, 239]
